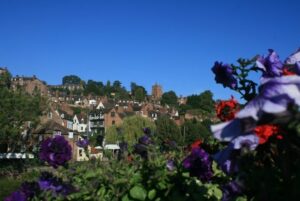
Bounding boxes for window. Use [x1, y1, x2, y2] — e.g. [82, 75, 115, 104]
[79, 149, 82, 157]
[53, 131, 61, 136]
[111, 112, 115, 117]
[112, 120, 115, 125]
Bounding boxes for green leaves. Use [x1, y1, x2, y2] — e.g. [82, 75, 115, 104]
[148, 189, 157, 200]
[130, 186, 147, 201]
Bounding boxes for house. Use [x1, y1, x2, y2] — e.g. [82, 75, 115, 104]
[73, 115, 88, 133]
[104, 108, 123, 128]
[88, 102, 105, 136]
[11, 75, 48, 96]
[32, 120, 79, 161]
[89, 99, 97, 106]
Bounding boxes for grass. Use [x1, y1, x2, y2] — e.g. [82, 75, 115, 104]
[0, 176, 22, 200]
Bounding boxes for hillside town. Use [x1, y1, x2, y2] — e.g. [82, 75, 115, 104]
[0, 67, 217, 162]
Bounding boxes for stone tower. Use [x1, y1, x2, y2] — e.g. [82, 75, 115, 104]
[151, 83, 163, 100]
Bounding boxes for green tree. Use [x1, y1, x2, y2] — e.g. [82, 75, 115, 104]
[121, 115, 155, 145]
[134, 87, 146, 102]
[161, 91, 178, 107]
[84, 80, 104, 96]
[131, 82, 147, 102]
[155, 115, 182, 145]
[186, 90, 215, 113]
[0, 69, 12, 88]
[62, 75, 82, 85]
[181, 119, 211, 145]
[0, 87, 46, 152]
[105, 125, 119, 144]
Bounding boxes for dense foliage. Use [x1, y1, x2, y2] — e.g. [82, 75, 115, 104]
[0, 71, 46, 152]
[161, 91, 178, 107]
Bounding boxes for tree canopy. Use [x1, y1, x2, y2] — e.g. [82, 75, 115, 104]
[161, 91, 178, 107]
[185, 90, 215, 114]
[131, 82, 147, 102]
[155, 115, 182, 145]
[181, 119, 211, 145]
[119, 115, 155, 146]
[62, 75, 82, 85]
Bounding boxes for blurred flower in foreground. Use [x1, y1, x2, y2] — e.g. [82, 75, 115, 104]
[256, 49, 283, 77]
[166, 159, 176, 171]
[212, 62, 237, 89]
[39, 135, 72, 168]
[221, 180, 243, 201]
[216, 96, 239, 122]
[211, 75, 300, 150]
[39, 172, 75, 196]
[183, 147, 213, 182]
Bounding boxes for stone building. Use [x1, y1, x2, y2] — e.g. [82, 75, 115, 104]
[151, 83, 163, 100]
[11, 75, 48, 96]
[0, 67, 8, 75]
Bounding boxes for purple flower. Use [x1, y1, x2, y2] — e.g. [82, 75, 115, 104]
[138, 135, 152, 145]
[213, 144, 239, 175]
[20, 182, 40, 199]
[183, 147, 213, 182]
[284, 48, 300, 75]
[212, 62, 237, 89]
[39, 135, 72, 168]
[4, 191, 26, 201]
[4, 181, 39, 201]
[221, 181, 243, 201]
[166, 159, 175, 171]
[76, 138, 89, 148]
[285, 48, 300, 65]
[143, 127, 151, 135]
[256, 49, 283, 77]
[38, 172, 74, 196]
[211, 76, 300, 149]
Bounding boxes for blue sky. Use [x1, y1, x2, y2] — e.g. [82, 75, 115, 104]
[1, 0, 300, 100]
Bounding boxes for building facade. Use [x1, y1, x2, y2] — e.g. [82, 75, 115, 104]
[151, 83, 163, 100]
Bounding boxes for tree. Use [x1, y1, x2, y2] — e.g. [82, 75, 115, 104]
[155, 115, 182, 145]
[121, 115, 156, 145]
[181, 119, 211, 145]
[105, 125, 119, 144]
[84, 80, 104, 96]
[161, 91, 178, 107]
[0, 87, 46, 152]
[62, 75, 82, 85]
[186, 90, 215, 113]
[0, 69, 12, 88]
[131, 82, 147, 101]
[134, 87, 146, 102]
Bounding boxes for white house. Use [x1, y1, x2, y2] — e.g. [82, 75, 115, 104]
[73, 115, 87, 133]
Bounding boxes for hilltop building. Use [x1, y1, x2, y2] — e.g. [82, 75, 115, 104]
[151, 83, 163, 101]
[0, 67, 8, 75]
[11, 75, 48, 96]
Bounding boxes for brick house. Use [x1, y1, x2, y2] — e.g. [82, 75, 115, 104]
[104, 108, 123, 128]
[11, 75, 48, 96]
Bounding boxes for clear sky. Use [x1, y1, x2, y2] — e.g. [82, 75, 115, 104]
[1, 0, 300, 100]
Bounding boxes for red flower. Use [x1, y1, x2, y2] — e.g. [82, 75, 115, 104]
[216, 96, 239, 122]
[283, 67, 296, 76]
[254, 124, 281, 144]
[190, 139, 202, 150]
